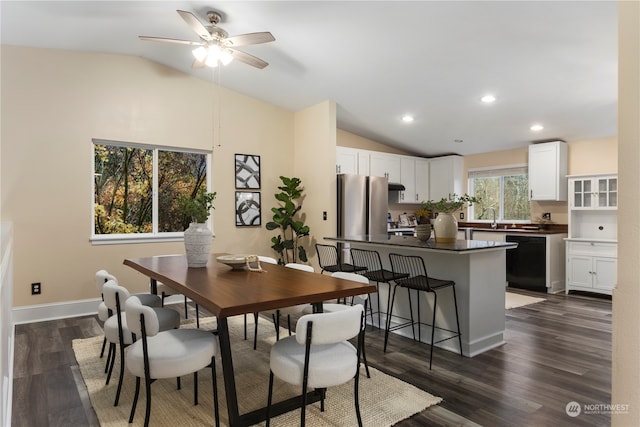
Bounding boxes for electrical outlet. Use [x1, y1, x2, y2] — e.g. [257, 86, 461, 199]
[542, 212, 551, 220]
[460, 212, 464, 220]
[31, 282, 41, 295]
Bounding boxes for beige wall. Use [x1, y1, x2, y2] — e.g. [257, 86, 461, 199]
[1, 46, 296, 306]
[293, 100, 337, 271]
[337, 128, 413, 155]
[613, 1, 640, 424]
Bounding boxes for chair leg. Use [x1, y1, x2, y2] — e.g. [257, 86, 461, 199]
[193, 371, 198, 405]
[244, 314, 248, 340]
[144, 374, 152, 427]
[114, 343, 126, 406]
[376, 282, 382, 329]
[354, 364, 363, 427]
[211, 357, 220, 427]
[104, 342, 114, 374]
[384, 286, 399, 352]
[253, 312, 259, 350]
[195, 304, 200, 328]
[99, 336, 107, 358]
[429, 291, 438, 370]
[183, 295, 189, 319]
[452, 286, 463, 356]
[129, 376, 141, 423]
[287, 315, 292, 336]
[361, 300, 371, 378]
[266, 371, 275, 427]
[105, 343, 116, 384]
[407, 288, 416, 341]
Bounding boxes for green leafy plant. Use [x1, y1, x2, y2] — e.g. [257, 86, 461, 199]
[422, 193, 480, 214]
[266, 176, 311, 264]
[178, 188, 217, 224]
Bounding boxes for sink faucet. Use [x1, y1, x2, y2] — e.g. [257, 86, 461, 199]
[488, 208, 498, 229]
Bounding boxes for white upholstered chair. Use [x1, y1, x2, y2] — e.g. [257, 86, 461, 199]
[157, 281, 200, 327]
[266, 304, 365, 427]
[102, 280, 180, 407]
[125, 297, 220, 427]
[254, 263, 315, 349]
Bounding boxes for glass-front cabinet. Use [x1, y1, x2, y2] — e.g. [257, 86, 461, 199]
[570, 175, 617, 209]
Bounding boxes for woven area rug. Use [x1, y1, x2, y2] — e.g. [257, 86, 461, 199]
[505, 292, 546, 310]
[73, 314, 441, 426]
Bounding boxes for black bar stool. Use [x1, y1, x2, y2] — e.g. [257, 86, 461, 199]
[386, 253, 463, 369]
[349, 248, 409, 329]
[315, 244, 366, 275]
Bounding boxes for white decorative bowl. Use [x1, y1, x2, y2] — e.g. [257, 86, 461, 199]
[216, 254, 252, 270]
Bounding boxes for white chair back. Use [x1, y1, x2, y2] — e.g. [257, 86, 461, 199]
[95, 269, 118, 292]
[102, 280, 130, 311]
[285, 263, 314, 273]
[125, 297, 161, 337]
[258, 256, 278, 264]
[331, 272, 369, 301]
[295, 304, 363, 345]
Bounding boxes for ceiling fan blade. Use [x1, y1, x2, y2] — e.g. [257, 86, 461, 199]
[192, 59, 206, 69]
[139, 36, 205, 46]
[177, 9, 212, 41]
[224, 32, 275, 47]
[229, 49, 269, 69]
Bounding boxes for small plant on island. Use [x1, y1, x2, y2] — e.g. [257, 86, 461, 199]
[422, 193, 480, 214]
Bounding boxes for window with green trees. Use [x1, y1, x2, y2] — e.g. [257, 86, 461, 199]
[93, 140, 210, 239]
[468, 166, 530, 222]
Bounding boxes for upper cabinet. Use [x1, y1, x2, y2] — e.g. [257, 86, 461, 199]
[570, 175, 617, 209]
[336, 146, 359, 175]
[397, 156, 430, 204]
[429, 155, 464, 201]
[528, 141, 568, 201]
[369, 152, 401, 183]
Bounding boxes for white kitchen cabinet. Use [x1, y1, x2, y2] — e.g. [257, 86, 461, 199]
[415, 159, 429, 203]
[398, 156, 416, 203]
[370, 152, 401, 183]
[570, 175, 617, 209]
[566, 241, 617, 295]
[336, 146, 359, 175]
[528, 141, 568, 201]
[429, 155, 464, 201]
[470, 230, 505, 242]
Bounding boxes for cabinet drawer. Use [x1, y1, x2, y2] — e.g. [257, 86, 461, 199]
[567, 241, 617, 257]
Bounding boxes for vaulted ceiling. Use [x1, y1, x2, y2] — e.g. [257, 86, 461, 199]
[0, 1, 618, 156]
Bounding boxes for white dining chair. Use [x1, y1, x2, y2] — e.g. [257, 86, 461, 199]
[254, 263, 315, 349]
[266, 304, 365, 427]
[125, 297, 220, 427]
[157, 281, 200, 327]
[102, 280, 181, 407]
[325, 272, 373, 378]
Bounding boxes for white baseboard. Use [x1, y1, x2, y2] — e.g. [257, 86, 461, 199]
[12, 298, 101, 325]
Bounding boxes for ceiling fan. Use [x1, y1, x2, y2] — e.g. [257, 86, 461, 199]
[139, 9, 275, 69]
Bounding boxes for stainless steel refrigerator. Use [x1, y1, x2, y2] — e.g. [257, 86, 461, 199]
[337, 174, 389, 237]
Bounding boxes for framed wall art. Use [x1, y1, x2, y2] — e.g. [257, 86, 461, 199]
[235, 191, 261, 226]
[235, 154, 261, 189]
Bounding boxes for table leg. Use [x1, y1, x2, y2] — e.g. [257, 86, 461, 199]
[217, 317, 241, 426]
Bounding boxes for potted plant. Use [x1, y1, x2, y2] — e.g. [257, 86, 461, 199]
[179, 189, 217, 268]
[266, 176, 310, 264]
[414, 207, 432, 241]
[422, 194, 480, 242]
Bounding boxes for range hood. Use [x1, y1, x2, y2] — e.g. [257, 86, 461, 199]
[388, 182, 406, 191]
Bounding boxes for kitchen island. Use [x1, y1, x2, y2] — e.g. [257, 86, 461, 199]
[324, 234, 517, 357]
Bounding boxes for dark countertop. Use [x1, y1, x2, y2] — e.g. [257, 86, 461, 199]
[459, 222, 568, 235]
[325, 234, 517, 254]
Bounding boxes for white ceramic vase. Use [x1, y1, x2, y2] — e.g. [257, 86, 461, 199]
[415, 224, 432, 241]
[184, 222, 214, 268]
[433, 213, 458, 243]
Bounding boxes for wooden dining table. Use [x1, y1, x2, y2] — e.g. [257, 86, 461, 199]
[123, 253, 376, 427]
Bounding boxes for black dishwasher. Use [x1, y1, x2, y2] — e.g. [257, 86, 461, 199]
[506, 235, 547, 292]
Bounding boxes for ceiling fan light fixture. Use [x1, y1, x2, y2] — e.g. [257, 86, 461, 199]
[192, 46, 208, 62]
[220, 49, 234, 66]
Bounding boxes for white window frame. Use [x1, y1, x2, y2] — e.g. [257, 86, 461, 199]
[91, 139, 213, 245]
[468, 164, 531, 224]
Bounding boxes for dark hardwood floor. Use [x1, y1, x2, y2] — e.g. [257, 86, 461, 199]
[12, 289, 611, 426]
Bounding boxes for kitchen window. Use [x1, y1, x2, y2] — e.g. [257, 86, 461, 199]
[92, 139, 212, 244]
[468, 165, 530, 223]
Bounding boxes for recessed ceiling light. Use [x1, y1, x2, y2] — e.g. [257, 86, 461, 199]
[401, 115, 414, 123]
[481, 94, 496, 103]
[530, 124, 544, 131]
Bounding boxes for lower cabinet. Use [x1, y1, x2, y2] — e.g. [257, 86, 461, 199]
[566, 241, 617, 295]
